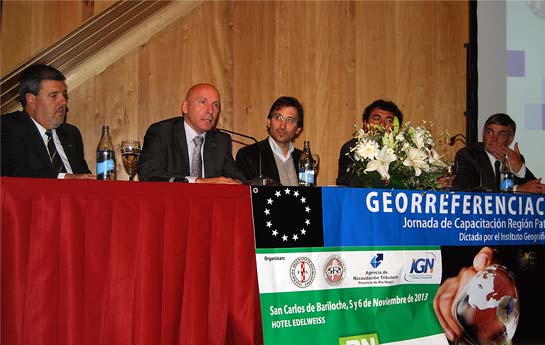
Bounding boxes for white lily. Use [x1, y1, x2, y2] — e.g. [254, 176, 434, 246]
[428, 148, 448, 168]
[403, 147, 429, 176]
[365, 146, 397, 180]
[413, 127, 427, 149]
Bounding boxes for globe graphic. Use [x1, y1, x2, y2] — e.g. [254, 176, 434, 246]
[454, 265, 520, 345]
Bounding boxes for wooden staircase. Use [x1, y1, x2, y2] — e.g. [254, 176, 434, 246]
[0, 0, 199, 114]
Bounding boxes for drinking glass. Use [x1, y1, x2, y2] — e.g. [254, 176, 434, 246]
[120, 140, 141, 181]
[443, 161, 458, 190]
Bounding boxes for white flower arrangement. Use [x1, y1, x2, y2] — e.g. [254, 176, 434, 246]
[347, 121, 449, 190]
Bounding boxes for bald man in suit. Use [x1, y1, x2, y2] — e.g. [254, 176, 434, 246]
[138, 83, 245, 184]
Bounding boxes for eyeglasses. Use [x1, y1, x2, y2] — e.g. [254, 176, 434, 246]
[272, 114, 297, 125]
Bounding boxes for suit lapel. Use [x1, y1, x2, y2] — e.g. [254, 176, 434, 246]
[259, 139, 280, 181]
[175, 118, 190, 175]
[203, 130, 218, 177]
[478, 144, 497, 190]
[56, 126, 75, 169]
[22, 112, 55, 170]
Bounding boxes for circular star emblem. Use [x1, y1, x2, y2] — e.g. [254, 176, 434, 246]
[254, 187, 313, 244]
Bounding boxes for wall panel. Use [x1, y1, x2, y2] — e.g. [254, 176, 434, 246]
[1, 0, 113, 74]
[3, 1, 468, 185]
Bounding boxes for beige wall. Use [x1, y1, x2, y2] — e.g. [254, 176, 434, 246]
[2, 1, 468, 184]
[1, 0, 115, 74]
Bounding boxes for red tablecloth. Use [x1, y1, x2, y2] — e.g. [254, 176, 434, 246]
[1, 177, 263, 345]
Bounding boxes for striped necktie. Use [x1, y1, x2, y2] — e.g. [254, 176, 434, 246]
[45, 130, 66, 173]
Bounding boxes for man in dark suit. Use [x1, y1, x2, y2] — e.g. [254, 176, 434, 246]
[453, 113, 544, 193]
[336, 99, 404, 186]
[236, 96, 304, 186]
[138, 83, 244, 184]
[1, 64, 93, 179]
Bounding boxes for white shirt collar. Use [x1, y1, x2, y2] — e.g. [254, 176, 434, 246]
[30, 117, 51, 143]
[183, 116, 205, 146]
[268, 136, 294, 163]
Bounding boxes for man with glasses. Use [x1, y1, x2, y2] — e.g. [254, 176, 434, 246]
[453, 113, 544, 193]
[236, 96, 304, 186]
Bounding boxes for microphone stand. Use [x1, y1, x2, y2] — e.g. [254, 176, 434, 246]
[216, 128, 279, 186]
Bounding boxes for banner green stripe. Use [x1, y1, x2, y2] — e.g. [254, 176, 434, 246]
[260, 285, 443, 344]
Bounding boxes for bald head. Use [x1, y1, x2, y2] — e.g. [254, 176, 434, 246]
[182, 83, 221, 134]
[185, 83, 219, 101]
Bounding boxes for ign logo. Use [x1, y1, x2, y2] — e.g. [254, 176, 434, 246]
[404, 252, 436, 281]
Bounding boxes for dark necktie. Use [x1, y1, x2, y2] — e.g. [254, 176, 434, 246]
[190, 136, 204, 177]
[45, 130, 66, 173]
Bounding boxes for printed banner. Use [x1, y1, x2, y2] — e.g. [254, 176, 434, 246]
[321, 188, 545, 247]
[251, 186, 545, 345]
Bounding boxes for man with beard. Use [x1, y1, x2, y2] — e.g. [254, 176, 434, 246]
[138, 83, 244, 184]
[1, 64, 94, 179]
[236, 96, 304, 186]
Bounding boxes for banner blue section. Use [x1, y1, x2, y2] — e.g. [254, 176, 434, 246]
[322, 187, 545, 247]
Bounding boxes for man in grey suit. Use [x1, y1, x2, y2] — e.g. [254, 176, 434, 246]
[1, 64, 94, 179]
[138, 83, 244, 184]
[453, 113, 544, 193]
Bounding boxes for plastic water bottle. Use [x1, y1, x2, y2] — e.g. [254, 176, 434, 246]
[499, 155, 513, 192]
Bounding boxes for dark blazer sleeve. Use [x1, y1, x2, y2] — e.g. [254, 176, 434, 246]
[1, 111, 90, 177]
[453, 142, 537, 192]
[204, 130, 246, 182]
[453, 143, 492, 191]
[235, 139, 281, 182]
[236, 142, 262, 180]
[291, 148, 302, 173]
[236, 139, 302, 184]
[336, 138, 357, 186]
[138, 117, 246, 182]
[138, 117, 189, 182]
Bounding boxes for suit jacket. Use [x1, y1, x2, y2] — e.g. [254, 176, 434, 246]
[453, 142, 536, 192]
[138, 116, 245, 182]
[235, 138, 302, 185]
[336, 137, 357, 186]
[1, 110, 91, 178]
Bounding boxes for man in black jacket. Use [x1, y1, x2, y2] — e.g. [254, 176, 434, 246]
[236, 96, 304, 186]
[453, 113, 544, 193]
[1, 64, 93, 179]
[138, 83, 244, 184]
[336, 99, 404, 186]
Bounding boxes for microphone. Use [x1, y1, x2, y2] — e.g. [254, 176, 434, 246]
[216, 128, 278, 186]
[494, 160, 501, 190]
[449, 133, 466, 146]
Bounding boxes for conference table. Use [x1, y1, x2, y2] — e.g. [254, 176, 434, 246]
[3, 177, 544, 345]
[1, 177, 263, 345]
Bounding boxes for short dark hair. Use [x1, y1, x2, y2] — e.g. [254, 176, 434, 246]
[484, 113, 516, 135]
[267, 96, 304, 128]
[19, 64, 66, 107]
[362, 99, 404, 125]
